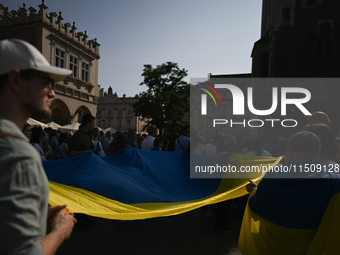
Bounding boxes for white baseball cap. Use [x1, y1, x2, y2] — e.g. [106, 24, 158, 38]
[0, 39, 72, 82]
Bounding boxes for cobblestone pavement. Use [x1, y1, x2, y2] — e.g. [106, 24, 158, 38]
[56, 204, 243, 255]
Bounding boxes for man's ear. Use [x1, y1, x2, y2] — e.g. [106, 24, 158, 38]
[7, 69, 22, 93]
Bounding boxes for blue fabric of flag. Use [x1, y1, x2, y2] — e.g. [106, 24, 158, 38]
[43, 149, 224, 204]
[249, 162, 340, 229]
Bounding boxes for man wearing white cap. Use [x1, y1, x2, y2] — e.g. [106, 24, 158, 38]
[141, 125, 158, 151]
[0, 39, 75, 254]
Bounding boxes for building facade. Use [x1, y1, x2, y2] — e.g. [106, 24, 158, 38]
[96, 87, 144, 133]
[0, 1, 101, 125]
[252, 0, 340, 78]
[251, 0, 340, 140]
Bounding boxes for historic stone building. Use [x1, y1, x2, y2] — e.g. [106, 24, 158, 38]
[96, 87, 144, 134]
[193, 0, 340, 142]
[0, 1, 101, 125]
[252, 0, 340, 78]
[251, 0, 340, 140]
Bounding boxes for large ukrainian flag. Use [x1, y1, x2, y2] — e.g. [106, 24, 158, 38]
[238, 166, 340, 255]
[43, 149, 280, 220]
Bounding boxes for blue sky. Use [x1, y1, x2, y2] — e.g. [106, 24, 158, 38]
[2, 0, 262, 96]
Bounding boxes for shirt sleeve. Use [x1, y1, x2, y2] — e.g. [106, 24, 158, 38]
[0, 158, 46, 255]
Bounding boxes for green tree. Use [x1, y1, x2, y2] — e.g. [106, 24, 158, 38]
[133, 62, 190, 134]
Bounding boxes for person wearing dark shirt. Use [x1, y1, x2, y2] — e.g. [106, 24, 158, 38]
[110, 132, 129, 154]
[68, 114, 95, 157]
[67, 114, 96, 230]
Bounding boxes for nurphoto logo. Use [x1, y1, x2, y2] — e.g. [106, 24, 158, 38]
[195, 80, 312, 128]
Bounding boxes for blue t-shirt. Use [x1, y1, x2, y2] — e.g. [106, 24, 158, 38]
[249, 161, 340, 229]
[175, 135, 190, 151]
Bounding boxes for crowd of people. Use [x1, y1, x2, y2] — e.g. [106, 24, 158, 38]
[22, 115, 292, 164]
[1, 38, 340, 254]
[21, 120, 194, 162]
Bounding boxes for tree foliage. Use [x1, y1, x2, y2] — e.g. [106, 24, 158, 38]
[133, 62, 190, 134]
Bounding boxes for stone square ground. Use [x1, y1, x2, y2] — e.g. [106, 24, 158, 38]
[56, 203, 243, 255]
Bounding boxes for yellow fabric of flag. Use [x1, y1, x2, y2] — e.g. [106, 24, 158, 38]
[239, 181, 340, 254]
[48, 154, 281, 220]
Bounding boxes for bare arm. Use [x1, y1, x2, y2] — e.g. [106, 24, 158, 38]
[40, 208, 75, 255]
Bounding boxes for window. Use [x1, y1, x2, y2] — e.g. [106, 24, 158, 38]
[118, 109, 122, 114]
[82, 62, 89, 82]
[55, 48, 65, 68]
[117, 119, 122, 128]
[319, 23, 331, 40]
[127, 109, 132, 114]
[69, 56, 78, 77]
[127, 119, 131, 127]
[306, 0, 315, 5]
[282, 8, 291, 22]
[108, 110, 112, 114]
[107, 119, 112, 127]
